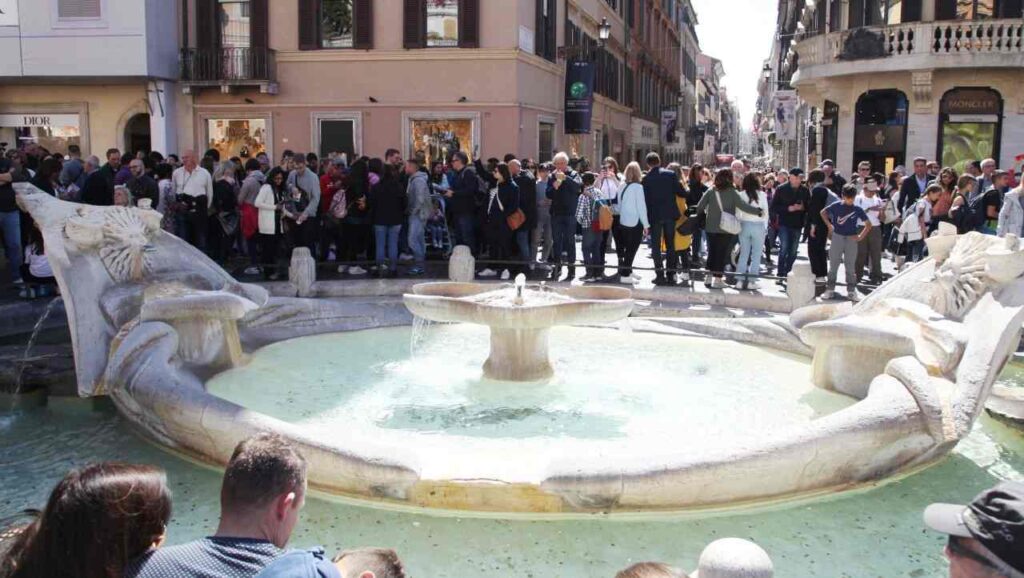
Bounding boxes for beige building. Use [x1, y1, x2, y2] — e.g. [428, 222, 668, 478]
[788, 0, 1024, 176]
[179, 0, 646, 166]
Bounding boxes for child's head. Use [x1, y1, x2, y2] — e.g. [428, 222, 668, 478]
[925, 183, 943, 203]
[841, 184, 858, 204]
[581, 172, 597, 187]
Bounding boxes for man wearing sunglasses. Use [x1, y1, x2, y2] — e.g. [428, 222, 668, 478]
[925, 481, 1024, 577]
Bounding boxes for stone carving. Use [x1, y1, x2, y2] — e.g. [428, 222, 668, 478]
[65, 206, 162, 283]
[837, 27, 888, 61]
[448, 244, 475, 282]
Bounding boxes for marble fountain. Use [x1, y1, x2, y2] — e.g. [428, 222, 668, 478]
[11, 182, 1024, 516]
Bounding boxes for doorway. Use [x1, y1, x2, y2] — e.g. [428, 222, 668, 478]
[124, 113, 151, 155]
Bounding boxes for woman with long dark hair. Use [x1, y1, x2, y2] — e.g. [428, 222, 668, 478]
[735, 173, 769, 290]
[339, 158, 371, 275]
[694, 168, 763, 289]
[368, 162, 406, 278]
[931, 166, 958, 232]
[254, 167, 287, 280]
[480, 162, 520, 280]
[686, 162, 708, 269]
[0, 463, 171, 578]
[30, 157, 60, 197]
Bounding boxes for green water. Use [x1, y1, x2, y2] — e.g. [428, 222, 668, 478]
[3, 335, 1024, 577]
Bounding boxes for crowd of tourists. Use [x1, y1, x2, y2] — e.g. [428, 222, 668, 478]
[2, 141, 1019, 301]
[0, 432, 1020, 577]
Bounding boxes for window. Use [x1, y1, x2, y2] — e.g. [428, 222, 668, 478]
[535, 0, 556, 62]
[218, 1, 251, 49]
[938, 88, 1002, 174]
[321, 0, 353, 48]
[538, 120, 555, 161]
[299, 0, 372, 50]
[426, 0, 459, 47]
[0, 114, 81, 155]
[936, 0, 1020, 18]
[58, 0, 101, 19]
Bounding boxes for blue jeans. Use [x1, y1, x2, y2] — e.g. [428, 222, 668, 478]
[374, 224, 401, 272]
[407, 215, 426, 268]
[581, 228, 603, 277]
[736, 221, 767, 281]
[453, 214, 477, 255]
[516, 229, 531, 265]
[551, 214, 577, 267]
[0, 210, 22, 282]
[777, 226, 801, 278]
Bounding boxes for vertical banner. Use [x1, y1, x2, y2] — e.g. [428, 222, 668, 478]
[772, 91, 798, 141]
[660, 108, 678, 145]
[564, 59, 594, 135]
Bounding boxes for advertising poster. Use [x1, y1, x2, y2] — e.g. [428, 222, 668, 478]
[661, 108, 678, 145]
[564, 60, 594, 135]
[772, 90, 798, 141]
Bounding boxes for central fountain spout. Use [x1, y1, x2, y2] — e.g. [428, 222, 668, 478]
[513, 273, 526, 306]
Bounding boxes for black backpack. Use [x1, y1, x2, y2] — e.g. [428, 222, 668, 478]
[955, 193, 986, 233]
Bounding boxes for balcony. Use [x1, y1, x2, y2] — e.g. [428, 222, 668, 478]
[179, 47, 279, 95]
[793, 18, 1024, 85]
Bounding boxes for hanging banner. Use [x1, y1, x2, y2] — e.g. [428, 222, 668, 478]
[772, 90, 798, 141]
[660, 108, 678, 145]
[564, 59, 594, 135]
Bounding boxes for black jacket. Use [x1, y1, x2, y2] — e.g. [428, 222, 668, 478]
[546, 169, 582, 217]
[514, 170, 537, 230]
[449, 166, 481, 216]
[81, 170, 113, 206]
[771, 182, 810, 230]
[806, 185, 833, 233]
[369, 178, 407, 226]
[642, 168, 683, 223]
[0, 159, 26, 212]
[129, 174, 160, 208]
[898, 173, 935, 213]
[487, 181, 519, 234]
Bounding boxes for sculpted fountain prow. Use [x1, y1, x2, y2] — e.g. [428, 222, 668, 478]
[403, 275, 633, 381]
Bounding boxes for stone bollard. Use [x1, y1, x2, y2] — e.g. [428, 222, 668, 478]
[289, 247, 316, 297]
[694, 538, 774, 578]
[786, 262, 815, 312]
[449, 245, 476, 283]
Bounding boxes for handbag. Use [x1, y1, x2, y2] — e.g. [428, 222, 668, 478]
[329, 190, 348, 220]
[676, 215, 699, 237]
[240, 203, 259, 239]
[715, 189, 742, 235]
[507, 208, 526, 231]
[882, 197, 899, 224]
[217, 212, 240, 237]
[597, 203, 614, 231]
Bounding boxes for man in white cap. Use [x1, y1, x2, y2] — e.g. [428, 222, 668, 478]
[925, 481, 1024, 577]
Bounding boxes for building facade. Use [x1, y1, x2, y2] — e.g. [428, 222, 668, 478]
[0, 0, 182, 155]
[626, 0, 682, 163]
[676, 0, 700, 166]
[787, 0, 1024, 176]
[694, 53, 723, 166]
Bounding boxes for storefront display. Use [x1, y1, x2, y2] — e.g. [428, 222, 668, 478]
[207, 118, 267, 160]
[409, 118, 473, 166]
[939, 88, 1002, 174]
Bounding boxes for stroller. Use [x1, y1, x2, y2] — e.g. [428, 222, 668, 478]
[427, 194, 453, 259]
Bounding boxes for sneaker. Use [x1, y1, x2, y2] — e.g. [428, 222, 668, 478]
[478, 268, 498, 277]
[500, 269, 510, 281]
[630, 273, 641, 281]
[711, 278, 727, 289]
[399, 253, 415, 262]
[12, 278, 24, 286]
[747, 280, 760, 291]
[678, 272, 690, 282]
[337, 265, 349, 274]
[18, 287, 34, 299]
[244, 265, 261, 276]
[408, 267, 425, 276]
[815, 276, 827, 284]
[821, 290, 835, 300]
[348, 266, 368, 275]
[848, 291, 860, 303]
[619, 276, 636, 284]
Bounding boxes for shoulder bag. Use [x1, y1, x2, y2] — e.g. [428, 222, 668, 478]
[716, 189, 742, 235]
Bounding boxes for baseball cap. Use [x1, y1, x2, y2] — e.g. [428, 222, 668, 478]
[924, 481, 1024, 574]
[789, 168, 804, 177]
[820, 159, 835, 167]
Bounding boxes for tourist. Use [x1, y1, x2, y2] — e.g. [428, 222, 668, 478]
[735, 172, 769, 291]
[238, 158, 267, 275]
[306, 152, 320, 177]
[546, 151, 583, 282]
[113, 185, 133, 207]
[686, 162, 708, 269]
[59, 144, 85, 190]
[613, 162, 648, 284]
[853, 161, 872, 191]
[127, 433, 327, 578]
[509, 159, 537, 271]
[980, 170, 1009, 235]
[932, 167, 958, 231]
[762, 173, 778, 270]
[257, 153, 271, 174]
[340, 159, 371, 276]
[576, 172, 604, 281]
[286, 153, 320, 254]
[804, 169, 833, 284]
[997, 181, 1024, 238]
[128, 158, 159, 209]
[166, 154, 181, 169]
[533, 162, 554, 268]
[854, 176, 884, 285]
[771, 168, 808, 283]
[479, 161, 519, 280]
[81, 148, 120, 205]
[318, 158, 347, 263]
[949, 174, 979, 234]
[368, 163, 406, 278]
[330, 547, 406, 578]
[897, 183, 940, 267]
[642, 152, 684, 285]
[898, 157, 934, 215]
[821, 184, 872, 302]
[30, 157, 59, 196]
[405, 157, 432, 276]
[209, 161, 240, 264]
[255, 168, 287, 280]
[669, 164, 692, 282]
[615, 562, 688, 578]
[279, 150, 295, 174]
[446, 151, 481, 256]
[0, 463, 171, 578]
[977, 158, 998, 198]
[154, 163, 177, 233]
[924, 481, 1024, 578]
[597, 157, 622, 258]
[115, 154, 134, 187]
[172, 150, 214, 251]
[694, 168, 762, 289]
[18, 224, 56, 299]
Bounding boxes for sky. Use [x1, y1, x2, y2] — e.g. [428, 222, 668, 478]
[690, 0, 779, 129]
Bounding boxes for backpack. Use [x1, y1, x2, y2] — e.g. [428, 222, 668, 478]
[955, 193, 986, 233]
[253, 548, 339, 578]
[328, 189, 348, 220]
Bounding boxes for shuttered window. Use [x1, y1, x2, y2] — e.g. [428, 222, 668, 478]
[58, 0, 102, 19]
[404, 0, 478, 49]
[298, 0, 373, 50]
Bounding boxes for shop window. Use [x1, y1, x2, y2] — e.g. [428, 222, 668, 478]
[206, 118, 267, 161]
[938, 88, 1002, 174]
[0, 113, 81, 155]
[409, 117, 475, 167]
[853, 89, 908, 174]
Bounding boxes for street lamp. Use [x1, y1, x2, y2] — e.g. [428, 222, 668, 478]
[598, 17, 612, 46]
[762, 63, 772, 83]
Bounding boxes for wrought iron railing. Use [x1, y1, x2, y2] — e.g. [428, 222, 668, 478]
[180, 47, 276, 83]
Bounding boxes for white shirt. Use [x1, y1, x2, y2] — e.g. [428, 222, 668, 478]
[25, 245, 53, 278]
[736, 189, 769, 224]
[171, 166, 213, 198]
[855, 193, 883, 227]
[597, 174, 622, 201]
